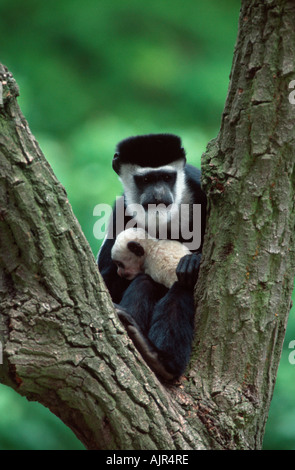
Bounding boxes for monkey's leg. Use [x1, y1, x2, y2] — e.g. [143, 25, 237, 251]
[148, 282, 195, 378]
[118, 273, 167, 335]
[115, 274, 174, 381]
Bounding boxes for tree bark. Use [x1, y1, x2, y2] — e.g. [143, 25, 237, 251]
[0, 0, 294, 450]
[191, 0, 295, 449]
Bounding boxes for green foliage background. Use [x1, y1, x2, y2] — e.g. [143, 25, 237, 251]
[0, 0, 294, 450]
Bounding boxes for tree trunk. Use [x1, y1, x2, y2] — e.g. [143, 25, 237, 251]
[0, 0, 294, 450]
[191, 0, 295, 448]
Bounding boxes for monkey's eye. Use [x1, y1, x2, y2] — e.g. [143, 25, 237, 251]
[143, 175, 149, 183]
[163, 174, 171, 182]
[115, 261, 125, 269]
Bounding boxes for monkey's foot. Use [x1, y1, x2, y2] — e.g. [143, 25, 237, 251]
[114, 304, 141, 330]
[114, 304, 175, 382]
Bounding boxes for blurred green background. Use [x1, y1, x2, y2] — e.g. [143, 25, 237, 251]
[0, 0, 294, 450]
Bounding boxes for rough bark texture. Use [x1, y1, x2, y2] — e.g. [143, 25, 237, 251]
[0, 0, 294, 450]
[191, 0, 295, 449]
[0, 65, 208, 451]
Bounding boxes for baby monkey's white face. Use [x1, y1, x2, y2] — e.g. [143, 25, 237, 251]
[113, 252, 144, 281]
[111, 228, 148, 280]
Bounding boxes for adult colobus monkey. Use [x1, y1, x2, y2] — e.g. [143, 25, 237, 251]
[98, 133, 207, 380]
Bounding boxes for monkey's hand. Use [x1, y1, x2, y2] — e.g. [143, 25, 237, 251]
[176, 252, 201, 289]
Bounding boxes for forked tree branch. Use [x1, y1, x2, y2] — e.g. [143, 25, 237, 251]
[0, 63, 208, 450]
[0, 0, 295, 450]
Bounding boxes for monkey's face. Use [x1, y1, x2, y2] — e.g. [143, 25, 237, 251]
[118, 161, 186, 233]
[120, 161, 185, 206]
[133, 170, 176, 209]
[113, 254, 144, 280]
[111, 228, 147, 280]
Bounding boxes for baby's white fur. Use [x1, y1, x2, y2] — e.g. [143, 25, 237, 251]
[111, 227, 191, 288]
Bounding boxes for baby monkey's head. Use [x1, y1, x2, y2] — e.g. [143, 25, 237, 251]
[111, 228, 148, 280]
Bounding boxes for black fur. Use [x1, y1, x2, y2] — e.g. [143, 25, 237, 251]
[113, 133, 186, 172]
[98, 134, 207, 380]
[127, 241, 145, 257]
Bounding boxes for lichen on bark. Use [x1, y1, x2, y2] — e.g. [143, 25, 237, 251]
[0, 1, 295, 450]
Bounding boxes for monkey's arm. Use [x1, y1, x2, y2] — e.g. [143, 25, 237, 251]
[98, 237, 131, 303]
[97, 197, 133, 303]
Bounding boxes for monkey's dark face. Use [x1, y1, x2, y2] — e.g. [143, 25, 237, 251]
[117, 159, 186, 235]
[134, 170, 177, 209]
[119, 160, 185, 209]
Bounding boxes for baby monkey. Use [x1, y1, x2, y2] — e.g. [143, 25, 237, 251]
[111, 227, 191, 289]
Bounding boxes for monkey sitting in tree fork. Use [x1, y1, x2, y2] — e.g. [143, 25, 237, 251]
[97, 133, 207, 381]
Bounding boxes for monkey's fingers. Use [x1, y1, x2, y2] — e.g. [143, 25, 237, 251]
[176, 253, 201, 288]
[186, 252, 201, 288]
[176, 255, 189, 285]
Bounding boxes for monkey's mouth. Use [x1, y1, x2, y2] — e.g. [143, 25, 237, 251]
[144, 205, 173, 223]
[142, 199, 173, 211]
[143, 203, 173, 215]
[119, 272, 137, 281]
